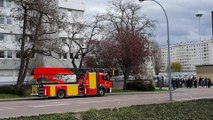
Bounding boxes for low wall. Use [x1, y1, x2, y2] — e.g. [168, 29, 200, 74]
[196, 65, 213, 81]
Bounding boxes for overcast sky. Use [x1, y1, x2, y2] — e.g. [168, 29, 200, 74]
[82, 0, 213, 47]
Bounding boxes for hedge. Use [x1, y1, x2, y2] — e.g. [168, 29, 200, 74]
[0, 85, 31, 96]
[126, 81, 155, 91]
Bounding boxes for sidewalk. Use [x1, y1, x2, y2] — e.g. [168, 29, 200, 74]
[0, 91, 168, 102]
[0, 97, 43, 102]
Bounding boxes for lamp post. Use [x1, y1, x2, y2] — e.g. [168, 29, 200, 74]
[139, 0, 172, 101]
[195, 13, 203, 41]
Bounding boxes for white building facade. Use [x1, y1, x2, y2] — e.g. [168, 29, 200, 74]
[0, 0, 85, 79]
[37, 0, 85, 68]
[0, 0, 22, 79]
[161, 40, 213, 72]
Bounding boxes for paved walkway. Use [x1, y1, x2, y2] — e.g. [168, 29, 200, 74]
[0, 87, 212, 118]
[0, 87, 211, 102]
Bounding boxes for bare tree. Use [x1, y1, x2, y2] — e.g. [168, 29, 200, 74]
[85, 0, 155, 90]
[150, 40, 161, 75]
[61, 19, 84, 68]
[62, 15, 103, 68]
[84, 40, 118, 69]
[85, 29, 152, 90]
[99, 0, 155, 39]
[12, 0, 63, 88]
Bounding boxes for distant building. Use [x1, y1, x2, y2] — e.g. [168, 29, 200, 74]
[0, 0, 84, 78]
[161, 40, 213, 72]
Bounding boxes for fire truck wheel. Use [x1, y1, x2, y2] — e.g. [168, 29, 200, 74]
[57, 90, 65, 99]
[98, 88, 105, 96]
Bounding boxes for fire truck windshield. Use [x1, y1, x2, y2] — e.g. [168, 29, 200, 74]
[102, 75, 110, 81]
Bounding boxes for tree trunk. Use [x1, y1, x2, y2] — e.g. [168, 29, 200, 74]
[16, 6, 28, 88]
[72, 58, 77, 68]
[123, 73, 128, 90]
[17, 57, 30, 88]
[79, 52, 87, 68]
[17, 59, 26, 88]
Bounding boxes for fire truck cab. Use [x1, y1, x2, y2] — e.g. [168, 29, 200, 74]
[31, 68, 112, 98]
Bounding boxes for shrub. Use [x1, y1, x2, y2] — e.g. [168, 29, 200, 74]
[0, 85, 31, 96]
[126, 81, 155, 91]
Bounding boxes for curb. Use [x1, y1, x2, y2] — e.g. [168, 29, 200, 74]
[109, 91, 168, 95]
[0, 91, 168, 102]
[0, 97, 43, 102]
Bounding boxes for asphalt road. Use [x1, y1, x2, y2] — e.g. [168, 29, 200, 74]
[0, 87, 213, 118]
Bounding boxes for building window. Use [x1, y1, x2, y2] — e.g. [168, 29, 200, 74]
[7, 18, 12, 24]
[0, 16, 4, 24]
[72, 10, 83, 19]
[15, 35, 22, 43]
[16, 51, 20, 58]
[62, 38, 67, 44]
[70, 53, 73, 59]
[6, 0, 11, 8]
[59, 53, 62, 59]
[75, 55, 79, 59]
[67, 9, 72, 17]
[0, 51, 4, 58]
[0, 34, 4, 41]
[7, 50, 12, 58]
[0, 0, 3, 7]
[63, 53, 67, 59]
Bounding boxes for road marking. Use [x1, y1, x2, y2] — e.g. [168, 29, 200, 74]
[77, 98, 138, 104]
[30, 102, 70, 108]
[77, 99, 113, 104]
[0, 107, 16, 111]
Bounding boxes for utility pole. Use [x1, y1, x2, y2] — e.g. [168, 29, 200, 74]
[211, 11, 213, 40]
[139, 0, 172, 101]
[195, 13, 203, 41]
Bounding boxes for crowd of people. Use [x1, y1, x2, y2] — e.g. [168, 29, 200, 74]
[171, 76, 212, 90]
[156, 75, 213, 90]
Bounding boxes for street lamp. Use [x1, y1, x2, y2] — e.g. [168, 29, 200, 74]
[139, 0, 172, 101]
[195, 13, 203, 41]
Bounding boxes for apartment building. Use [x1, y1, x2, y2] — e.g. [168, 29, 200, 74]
[161, 40, 213, 72]
[0, 0, 84, 78]
[37, 0, 85, 68]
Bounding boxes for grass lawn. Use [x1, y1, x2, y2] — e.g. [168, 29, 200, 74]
[154, 87, 168, 91]
[4, 99, 213, 120]
[112, 87, 168, 93]
[0, 94, 20, 99]
[112, 88, 138, 92]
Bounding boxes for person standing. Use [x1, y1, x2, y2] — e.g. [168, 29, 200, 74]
[198, 77, 202, 87]
[208, 78, 212, 88]
[204, 78, 208, 87]
[201, 78, 204, 87]
[194, 78, 197, 88]
[172, 78, 176, 90]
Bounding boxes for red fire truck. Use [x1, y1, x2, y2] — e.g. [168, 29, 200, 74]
[31, 68, 112, 98]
